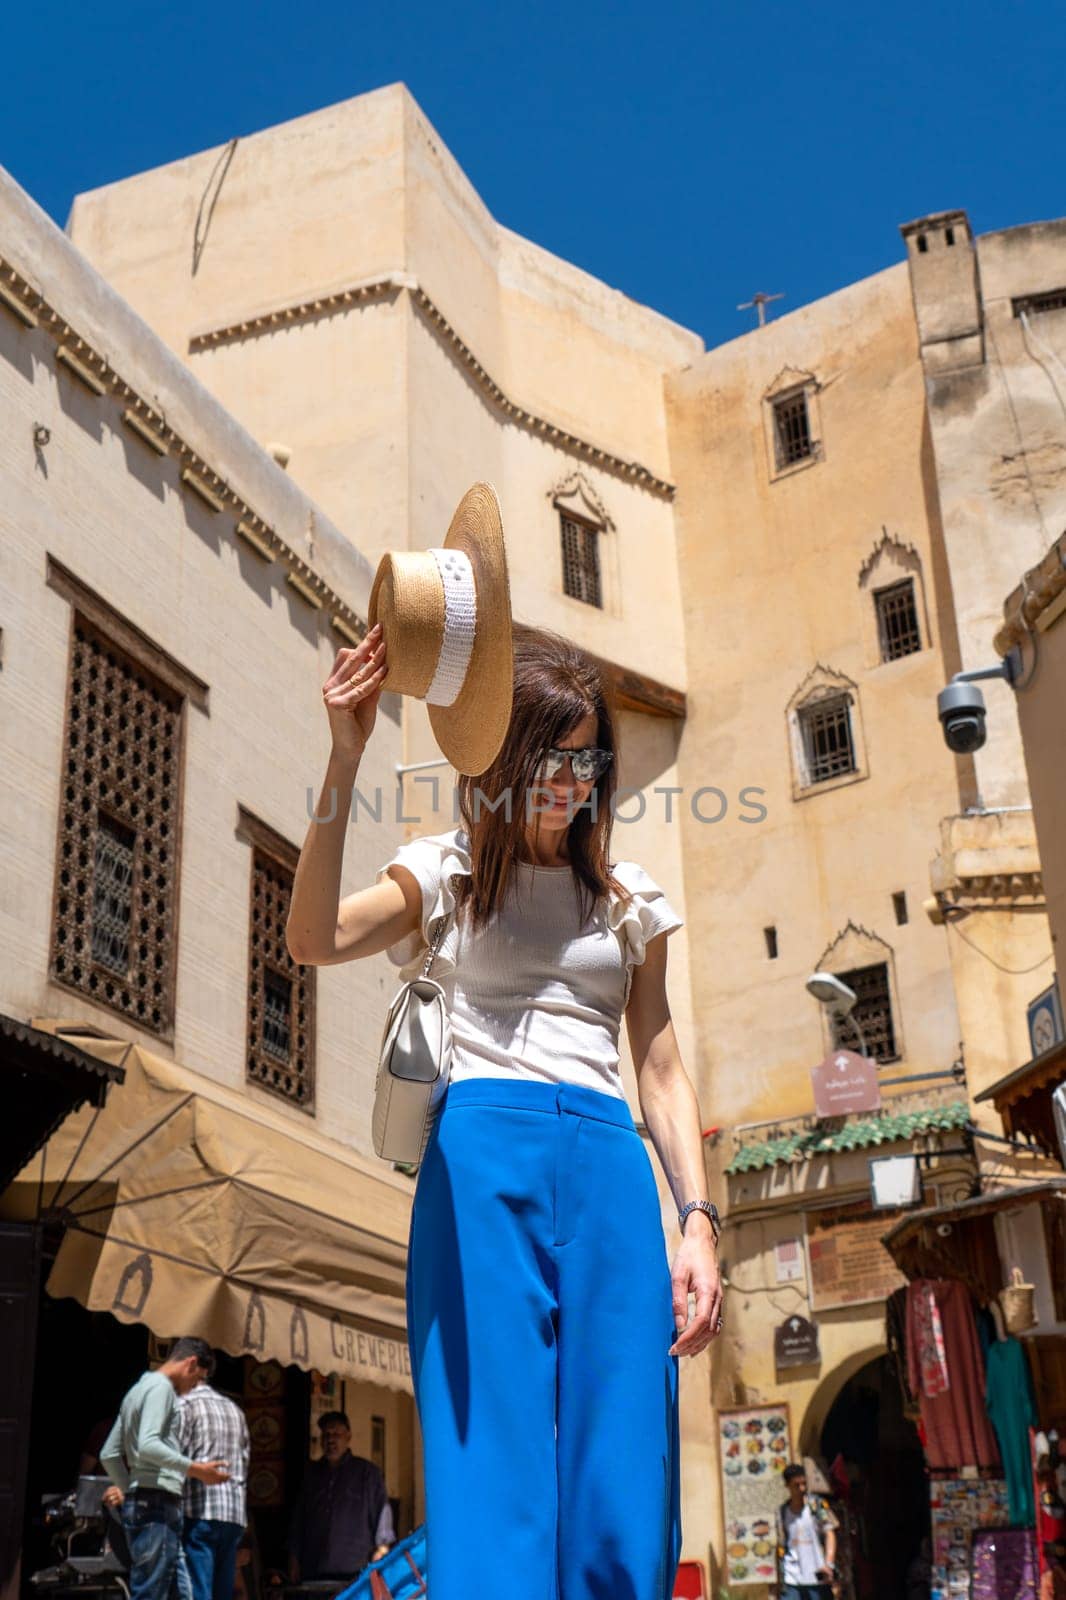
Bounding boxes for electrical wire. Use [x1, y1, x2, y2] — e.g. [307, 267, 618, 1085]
[946, 917, 1054, 976]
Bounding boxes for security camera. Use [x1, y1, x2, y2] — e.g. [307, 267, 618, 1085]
[937, 681, 988, 754]
[936, 650, 1022, 754]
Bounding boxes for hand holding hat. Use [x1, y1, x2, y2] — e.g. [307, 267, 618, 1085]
[321, 623, 389, 764]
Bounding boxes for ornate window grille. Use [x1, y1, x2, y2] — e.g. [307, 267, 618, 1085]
[798, 694, 856, 783]
[772, 391, 813, 468]
[560, 514, 602, 608]
[875, 578, 921, 661]
[830, 962, 898, 1062]
[247, 849, 315, 1109]
[50, 618, 183, 1034]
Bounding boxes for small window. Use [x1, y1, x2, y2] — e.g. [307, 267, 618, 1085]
[560, 514, 602, 608]
[892, 891, 908, 926]
[798, 695, 856, 783]
[772, 391, 813, 469]
[945, 226, 955, 247]
[830, 962, 897, 1062]
[248, 849, 315, 1109]
[764, 926, 778, 960]
[1013, 288, 1066, 318]
[917, 234, 928, 254]
[874, 578, 922, 661]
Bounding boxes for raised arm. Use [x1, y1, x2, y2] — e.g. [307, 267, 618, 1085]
[286, 628, 420, 967]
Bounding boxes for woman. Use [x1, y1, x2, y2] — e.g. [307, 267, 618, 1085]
[287, 620, 722, 1600]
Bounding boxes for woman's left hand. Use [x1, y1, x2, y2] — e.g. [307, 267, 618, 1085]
[668, 1224, 723, 1358]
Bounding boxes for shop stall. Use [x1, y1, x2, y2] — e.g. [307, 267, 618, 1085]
[2, 1022, 423, 1598]
[883, 1178, 1066, 1600]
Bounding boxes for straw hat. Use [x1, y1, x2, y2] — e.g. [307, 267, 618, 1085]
[367, 482, 514, 777]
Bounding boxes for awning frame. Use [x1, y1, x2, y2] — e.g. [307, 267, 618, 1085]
[973, 1038, 1066, 1158]
[0, 1012, 125, 1190]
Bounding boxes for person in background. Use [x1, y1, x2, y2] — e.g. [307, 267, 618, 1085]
[100, 1338, 230, 1600]
[776, 1461, 839, 1600]
[177, 1372, 251, 1600]
[287, 1412, 395, 1584]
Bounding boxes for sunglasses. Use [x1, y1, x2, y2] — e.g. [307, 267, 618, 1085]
[536, 746, 614, 783]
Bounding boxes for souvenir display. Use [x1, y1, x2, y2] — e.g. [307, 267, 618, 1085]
[928, 1475, 1010, 1600]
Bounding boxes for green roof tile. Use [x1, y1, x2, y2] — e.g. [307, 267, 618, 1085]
[725, 1100, 971, 1174]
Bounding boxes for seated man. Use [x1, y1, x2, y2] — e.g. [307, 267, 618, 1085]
[287, 1412, 395, 1584]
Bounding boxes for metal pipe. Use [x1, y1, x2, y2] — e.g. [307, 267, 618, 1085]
[879, 1068, 966, 1087]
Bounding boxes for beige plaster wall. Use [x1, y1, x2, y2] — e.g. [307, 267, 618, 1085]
[0, 162, 414, 1167]
[665, 263, 966, 1131]
[1011, 600, 1066, 1003]
[904, 216, 1066, 810]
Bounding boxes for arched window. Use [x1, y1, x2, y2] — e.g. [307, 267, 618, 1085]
[549, 472, 615, 610]
[786, 665, 869, 799]
[858, 528, 930, 668]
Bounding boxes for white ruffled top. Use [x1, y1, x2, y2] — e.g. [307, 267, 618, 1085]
[375, 827, 683, 1099]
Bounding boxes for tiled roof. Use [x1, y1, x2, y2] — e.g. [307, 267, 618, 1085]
[725, 1100, 971, 1174]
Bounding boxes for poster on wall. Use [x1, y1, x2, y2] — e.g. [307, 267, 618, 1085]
[806, 1210, 906, 1310]
[717, 1403, 791, 1588]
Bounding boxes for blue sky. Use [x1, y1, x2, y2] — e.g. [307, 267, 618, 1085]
[3, 0, 1064, 349]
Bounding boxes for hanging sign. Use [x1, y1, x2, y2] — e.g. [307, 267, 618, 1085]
[774, 1314, 820, 1370]
[810, 1048, 881, 1117]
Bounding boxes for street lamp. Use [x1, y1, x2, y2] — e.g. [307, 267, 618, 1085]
[805, 970, 869, 1057]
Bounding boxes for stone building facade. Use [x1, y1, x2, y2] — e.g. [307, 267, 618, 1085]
[5, 80, 1062, 1593]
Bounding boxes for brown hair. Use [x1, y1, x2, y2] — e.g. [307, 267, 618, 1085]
[452, 623, 632, 935]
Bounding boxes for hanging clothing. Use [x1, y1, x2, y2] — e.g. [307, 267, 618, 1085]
[914, 1283, 950, 1395]
[886, 1286, 919, 1417]
[905, 1279, 1000, 1469]
[985, 1336, 1039, 1526]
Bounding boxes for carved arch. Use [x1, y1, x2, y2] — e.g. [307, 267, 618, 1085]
[786, 665, 869, 798]
[548, 470, 616, 531]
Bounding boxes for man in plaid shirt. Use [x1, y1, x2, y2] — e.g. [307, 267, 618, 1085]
[177, 1376, 251, 1600]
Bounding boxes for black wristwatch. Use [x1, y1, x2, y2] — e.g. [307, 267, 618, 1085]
[678, 1200, 720, 1242]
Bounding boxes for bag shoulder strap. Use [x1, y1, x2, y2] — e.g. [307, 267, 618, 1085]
[420, 873, 462, 979]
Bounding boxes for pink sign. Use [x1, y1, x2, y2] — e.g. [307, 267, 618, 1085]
[810, 1048, 881, 1117]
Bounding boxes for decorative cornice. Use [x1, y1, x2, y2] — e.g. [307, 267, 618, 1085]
[0, 255, 368, 648]
[994, 528, 1066, 653]
[589, 652, 686, 720]
[763, 364, 818, 401]
[185, 272, 676, 501]
[188, 273, 409, 351]
[786, 661, 858, 714]
[548, 469, 616, 531]
[858, 525, 922, 586]
[816, 918, 892, 970]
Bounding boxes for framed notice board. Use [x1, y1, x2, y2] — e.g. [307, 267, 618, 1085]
[806, 1208, 905, 1311]
[717, 1402, 792, 1587]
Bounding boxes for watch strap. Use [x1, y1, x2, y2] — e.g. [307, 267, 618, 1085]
[678, 1199, 720, 1239]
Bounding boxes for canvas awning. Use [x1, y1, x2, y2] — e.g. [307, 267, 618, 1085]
[2, 1023, 415, 1393]
[0, 1012, 125, 1189]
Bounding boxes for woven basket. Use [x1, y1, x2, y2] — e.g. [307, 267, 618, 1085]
[999, 1265, 1037, 1334]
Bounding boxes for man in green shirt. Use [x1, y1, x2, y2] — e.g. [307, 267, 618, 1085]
[101, 1338, 230, 1600]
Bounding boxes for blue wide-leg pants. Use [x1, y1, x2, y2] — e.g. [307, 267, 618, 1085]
[405, 1077, 682, 1600]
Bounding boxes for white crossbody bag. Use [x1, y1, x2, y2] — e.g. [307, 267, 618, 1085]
[372, 887, 457, 1167]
